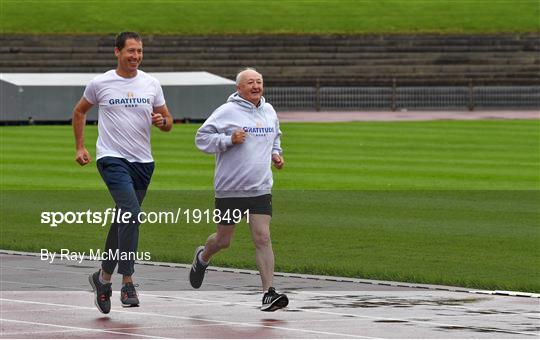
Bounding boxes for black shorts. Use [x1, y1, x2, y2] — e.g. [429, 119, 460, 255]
[214, 194, 272, 225]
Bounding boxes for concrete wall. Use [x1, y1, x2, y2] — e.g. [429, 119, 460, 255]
[0, 72, 235, 122]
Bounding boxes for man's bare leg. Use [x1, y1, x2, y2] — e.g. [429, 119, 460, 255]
[201, 224, 236, 262]
[248, 214, 274, 291]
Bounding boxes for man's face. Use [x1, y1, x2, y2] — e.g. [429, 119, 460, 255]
[237, 70, 263, 106]
[115, 38, 143, 74]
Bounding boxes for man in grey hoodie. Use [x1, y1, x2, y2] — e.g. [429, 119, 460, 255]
[191, 68, 289, 312]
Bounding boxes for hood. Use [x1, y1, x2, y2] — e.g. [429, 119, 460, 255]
[226, 92, 266, 110]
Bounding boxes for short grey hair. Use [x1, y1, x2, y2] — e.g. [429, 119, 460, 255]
[235, 67, 262, 85]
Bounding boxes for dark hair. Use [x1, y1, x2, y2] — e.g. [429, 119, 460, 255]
[115, 32, 142, 50]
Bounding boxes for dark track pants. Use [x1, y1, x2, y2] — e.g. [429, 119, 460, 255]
[96, 156, 154, 276]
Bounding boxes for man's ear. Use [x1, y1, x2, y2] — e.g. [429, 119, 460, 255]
[114, 47, 120, 57]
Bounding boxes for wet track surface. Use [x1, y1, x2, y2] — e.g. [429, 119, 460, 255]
[1, 252, 539, 338]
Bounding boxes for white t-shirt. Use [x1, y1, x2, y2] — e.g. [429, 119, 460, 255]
[83, 70, 165, 163]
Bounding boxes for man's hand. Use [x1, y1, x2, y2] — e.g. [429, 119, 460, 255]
[231, 129, 247, 144]
[75, 148, 91, 166]
[151, 112, 167, 128]
[152, 105, 173, 132]
[272, 153, 284, 169]
[72, 96, 93, 166]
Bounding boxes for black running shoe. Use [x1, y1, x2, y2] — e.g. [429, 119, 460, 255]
[120, 282, 140, 307]
[189, 246, 208, 289]
[261, 287, 289, 312]
[88, 270, 112, 314]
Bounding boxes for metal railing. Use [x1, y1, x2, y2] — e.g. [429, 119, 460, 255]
[265, 84, 540, 111]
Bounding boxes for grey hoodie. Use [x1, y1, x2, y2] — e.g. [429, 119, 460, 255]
[195, 92, 282, 198]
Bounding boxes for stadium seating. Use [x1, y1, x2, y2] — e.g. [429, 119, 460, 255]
[1, 34, 538, 86]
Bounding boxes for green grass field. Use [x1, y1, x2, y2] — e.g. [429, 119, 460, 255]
[1, 0, 539, 34]
[1, 121, 539, 292]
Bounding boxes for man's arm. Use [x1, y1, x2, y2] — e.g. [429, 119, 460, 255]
[195, 114, 241, 154]
[151, 105, 173, 132]
[72, 97, 94, 166]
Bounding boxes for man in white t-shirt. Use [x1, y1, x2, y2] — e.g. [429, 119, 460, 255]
[72, 32, 173, 314]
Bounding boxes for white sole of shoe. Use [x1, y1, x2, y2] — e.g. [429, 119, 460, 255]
[261, 295, 289, 312]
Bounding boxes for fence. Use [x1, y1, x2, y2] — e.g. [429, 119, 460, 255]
[265, 84, 540, 111]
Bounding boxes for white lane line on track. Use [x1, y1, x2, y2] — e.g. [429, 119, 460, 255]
[0, 318, 169, 339]
[0, 320, 244, 336]
[0, 298, 372, 339]
[297, 306, 539, 337]
[1, 284, 538, 337]
[138, 292, 539, 337]
[3, 275, 537, 319]
[2, 277, 538, 321]
[1, 318, 356, 336]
